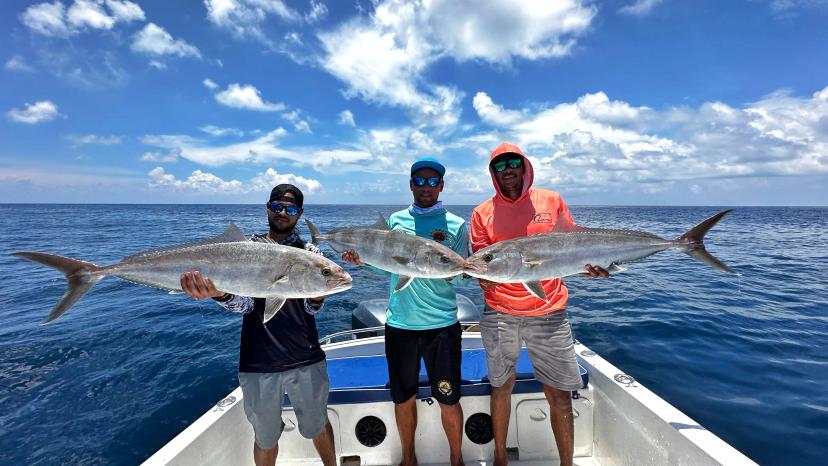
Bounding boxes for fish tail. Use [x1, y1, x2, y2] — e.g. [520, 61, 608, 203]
[12, 252, 105, 323]
[676, 210, 734, 273]
[305, 218, 321, 246]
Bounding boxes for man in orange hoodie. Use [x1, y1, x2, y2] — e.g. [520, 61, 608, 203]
[470, 143, 608, 466]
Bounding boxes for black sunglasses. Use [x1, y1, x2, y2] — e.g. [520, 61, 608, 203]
[492, 158, 523, 173]
[411, 175, 442, 187]
[266, 202, 301, 216]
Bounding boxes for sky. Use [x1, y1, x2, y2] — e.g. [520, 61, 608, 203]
[2, 0, 827, 205]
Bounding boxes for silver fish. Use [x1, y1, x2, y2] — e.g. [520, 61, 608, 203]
[13, 223, 352, 324]
[305, 215, 465, 292]
[463, 210, 734, 301]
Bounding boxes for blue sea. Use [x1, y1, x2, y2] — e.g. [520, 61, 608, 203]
[0, 204, 826, 465]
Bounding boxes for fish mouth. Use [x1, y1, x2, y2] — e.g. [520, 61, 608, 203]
[328, 277, 353, 290]
[462, 262, 485, 274]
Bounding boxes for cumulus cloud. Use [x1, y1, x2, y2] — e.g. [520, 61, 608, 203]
[338, 110, 356, 126]
[148, 166, 321, 194]
[7, 101, 61, 124]
[203, 78, 219, 89]
[618, 0, 664, 16]
[20, 0, 144, 36]
[469, 86, 828, 192]
[282, 110, 312, 133]
[214, 83, 286, 111]
[131, 23, 202, 59]
[66, 134, 122, 145]
[204, 0, 300, 40]
[305, 0, 328, 23]
[5, 56, 35, 72]
[317, 0, 594, 128]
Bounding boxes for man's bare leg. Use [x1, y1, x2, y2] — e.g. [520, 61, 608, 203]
[312, 421, 337, 466]
[544, 385, 574, 466]
[395, 395, 418, 466]
[253, 443, 277, 466]
[439, 402, 465, 466]
[490, 374, 516, 466]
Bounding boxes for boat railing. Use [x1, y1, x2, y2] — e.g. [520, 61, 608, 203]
[320, 322, 482, 345]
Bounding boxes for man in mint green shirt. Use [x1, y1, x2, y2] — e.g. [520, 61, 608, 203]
[342, 157, 468, 466]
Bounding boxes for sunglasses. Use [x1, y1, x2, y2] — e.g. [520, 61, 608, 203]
[266, 202, 301, 216]
[492, 158, 523, 173]
[411, 175, 442, 187]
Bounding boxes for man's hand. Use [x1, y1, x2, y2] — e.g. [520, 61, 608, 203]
[478, 278, 498, 291]
[180, 271, 226, 299]
[341, 249, 363, 265]
[582, 264, 610, 278]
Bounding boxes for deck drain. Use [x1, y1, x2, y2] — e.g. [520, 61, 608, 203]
[465, 413, 494, 445]
[355, 416, 386, 447]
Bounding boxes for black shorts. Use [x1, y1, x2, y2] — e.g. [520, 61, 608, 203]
[385, 322, 462, 405]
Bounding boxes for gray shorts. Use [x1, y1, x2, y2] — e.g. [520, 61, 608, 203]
[480, 306, 582, 391]
[239, 360, 330, 449]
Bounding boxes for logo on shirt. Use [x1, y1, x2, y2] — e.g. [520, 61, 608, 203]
[437, 380, 453, 396]
[532, 213, 554, 224]
[431, 229, 448, 243]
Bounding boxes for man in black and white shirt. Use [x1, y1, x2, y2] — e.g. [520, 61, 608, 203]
[180, 184, 335, 466]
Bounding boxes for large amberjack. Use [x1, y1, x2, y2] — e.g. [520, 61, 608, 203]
[463, 210, 735, 301]
[13, 223, 352, 324]
[305, 215, 465, 292]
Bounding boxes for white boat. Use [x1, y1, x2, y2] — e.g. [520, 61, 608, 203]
[143, 297, 757, 466]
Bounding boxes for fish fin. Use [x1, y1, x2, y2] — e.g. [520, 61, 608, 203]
[391, 256, 411, 265]
[522, 281, 549, 302]
[678, 210, 734, 274]
[124, 222, 249, 260]
[268, 275, 289, 290]
[263, 296, 287, 323]
[373, 214, 390, 230]
[684, 249, 734, 273]
[305, 218, 321, 246]
[253, 235, 277, 244]
[606, 263, 628, 273]
[12, 252, 105, 323]
[552, 217, 585, 233]
[394, 275, 414, 292]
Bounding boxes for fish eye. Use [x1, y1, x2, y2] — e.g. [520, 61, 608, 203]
[440, 256, 449, 263]
[483, 253, 493, 263]
[321, 268, 331, 277]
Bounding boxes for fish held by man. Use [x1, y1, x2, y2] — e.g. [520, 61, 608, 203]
[463, 210, 735, 301]
[305, 216, 465, 291]
[12, 223, 353, 324]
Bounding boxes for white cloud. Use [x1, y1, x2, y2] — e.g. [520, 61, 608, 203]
[203, 78, 219, 89]
[338, 110, 356, 126]
[141, 150, 180, 162]
[148, 60, 167, 70]
[7, 101, 61, 124]
[200, 125, 245, 137]
[4, 56, 35, 72]
[131, 23, 202, 59]
[251, 168, 322, 193]
[67, 134, 122, 145]
[20, 0, 144, 36]
[142, 128, 373, 170]
[148, 166, 321, 194]
[469, 86, 828, 192]
[282, 110, 312, 133]
[317, 0, 594, 128]
[214, 83, 286, 111]
[305, 0, 328, 23]
[618, 0, 664, 16]
[204, 0, 301, 40]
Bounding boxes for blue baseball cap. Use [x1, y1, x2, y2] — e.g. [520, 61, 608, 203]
[410, 157, 446, 177]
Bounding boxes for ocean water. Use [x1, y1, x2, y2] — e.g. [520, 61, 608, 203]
[0, 204, 825, 466]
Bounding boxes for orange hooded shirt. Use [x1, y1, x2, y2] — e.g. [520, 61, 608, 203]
[470, 143, 575, 316]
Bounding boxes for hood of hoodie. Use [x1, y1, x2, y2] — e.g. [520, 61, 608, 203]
[489, 143, 534, 204]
